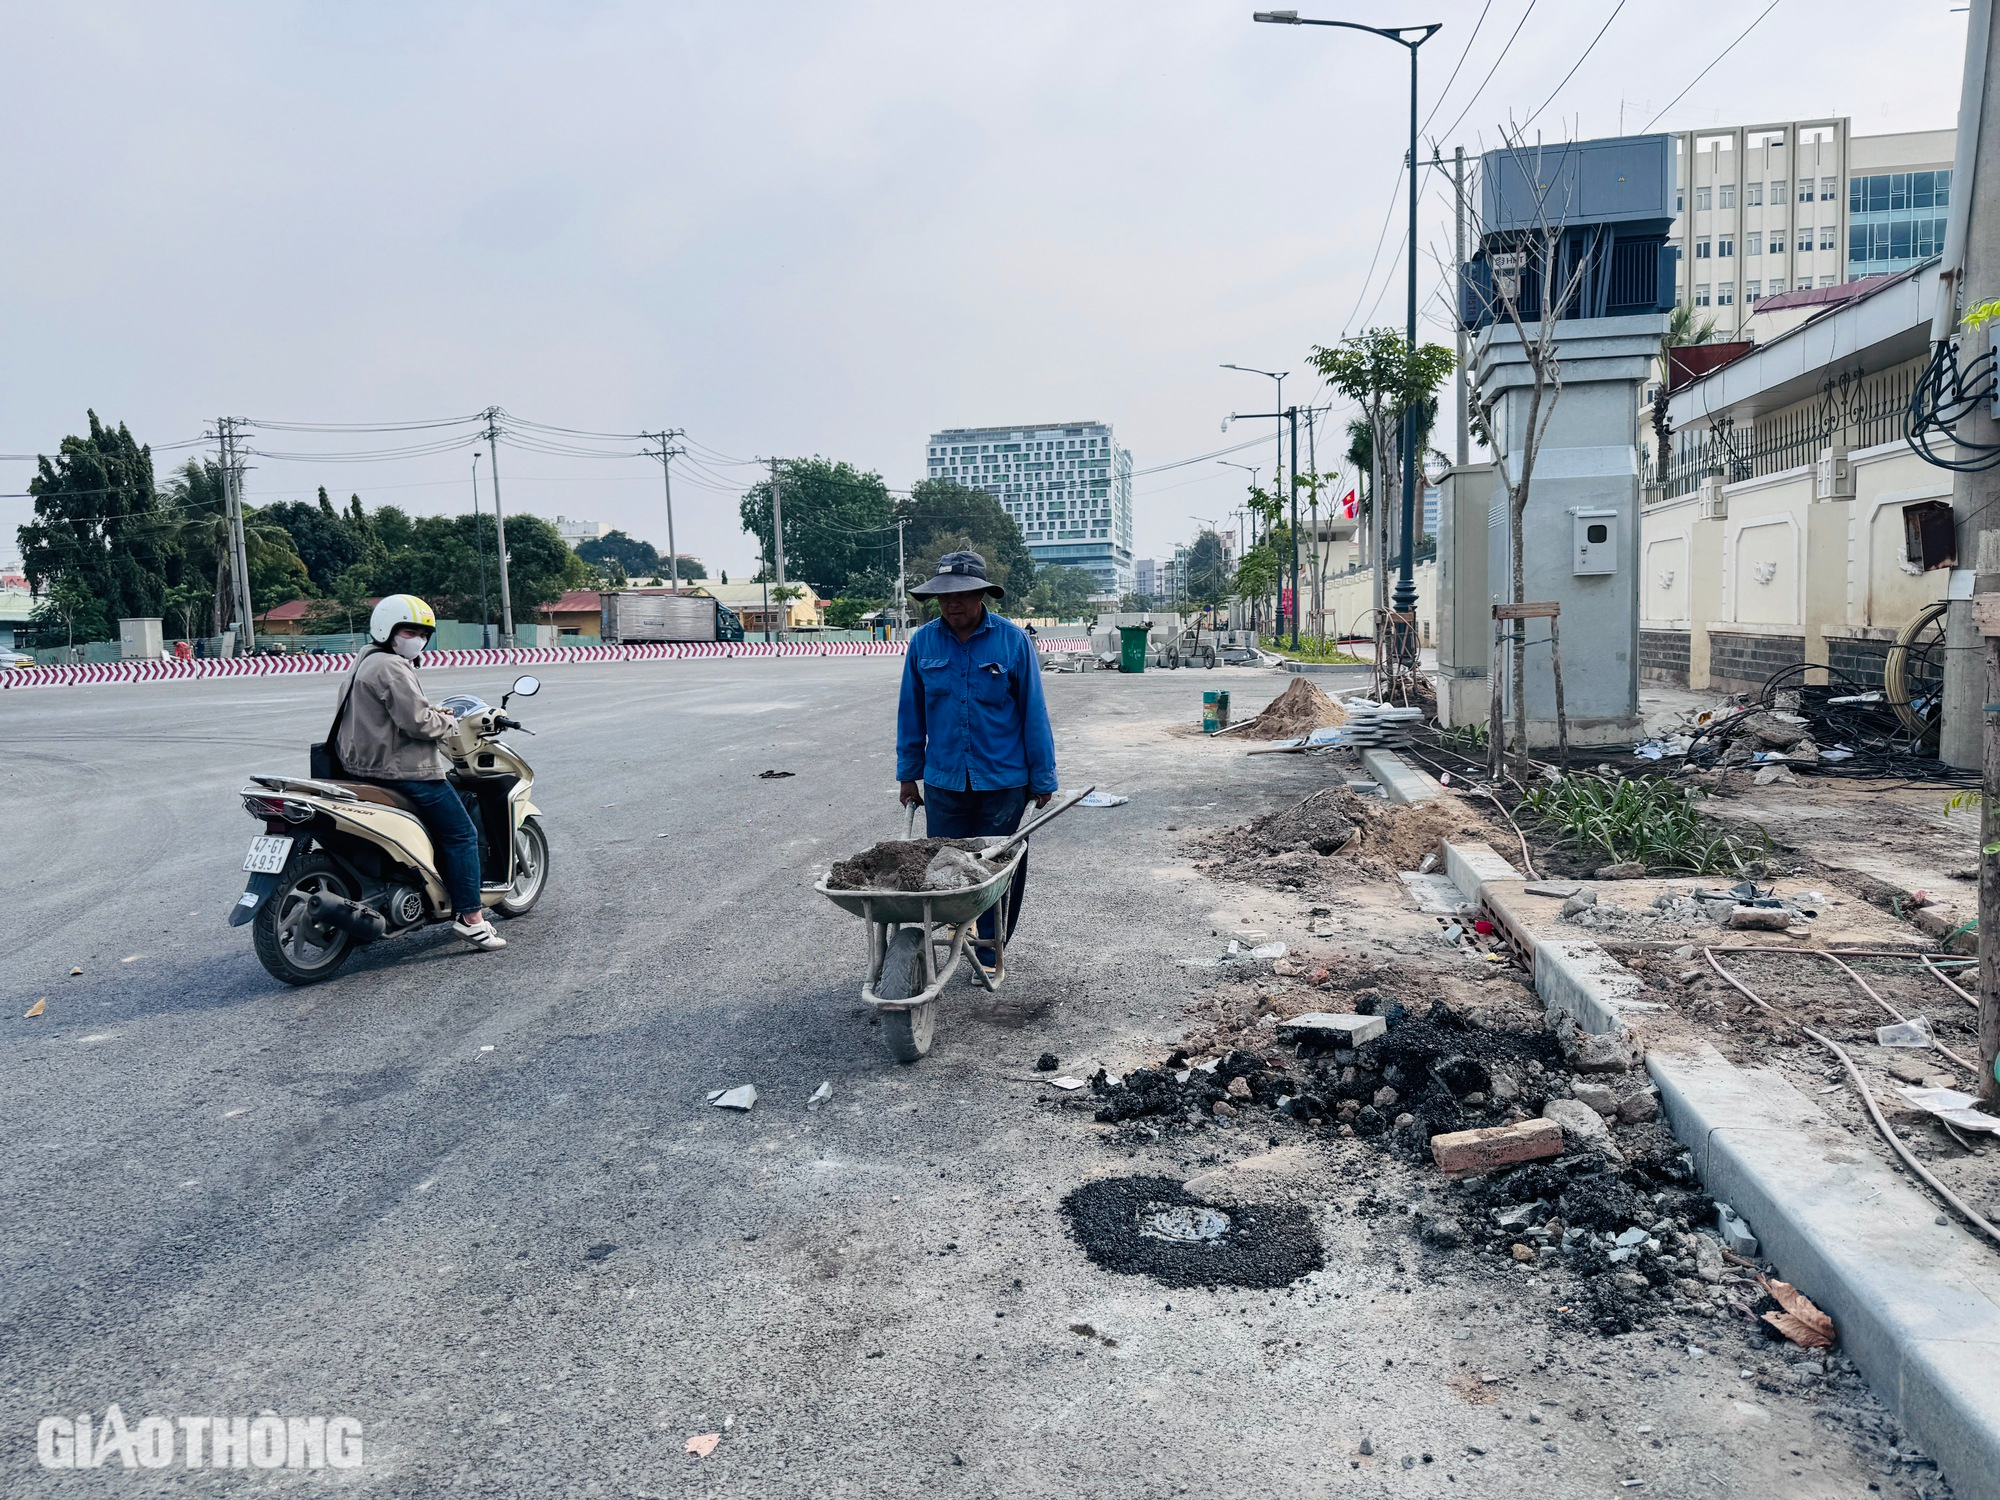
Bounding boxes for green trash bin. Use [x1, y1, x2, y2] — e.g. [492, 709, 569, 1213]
[1118, 624, 1150, 673]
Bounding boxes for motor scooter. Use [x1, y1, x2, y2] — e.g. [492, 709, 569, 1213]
[229, 674, 548, 984]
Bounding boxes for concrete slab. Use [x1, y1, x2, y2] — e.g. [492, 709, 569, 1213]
[1360, 748, 1441, 804]
[1276, 1012, 1387, 1046]
[1398, 871, 1474, 915]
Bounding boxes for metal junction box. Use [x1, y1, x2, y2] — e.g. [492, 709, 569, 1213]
[1571, 509, 1618, 575]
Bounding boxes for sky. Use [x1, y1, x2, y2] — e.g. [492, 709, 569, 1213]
[0, 0, 1970, 582]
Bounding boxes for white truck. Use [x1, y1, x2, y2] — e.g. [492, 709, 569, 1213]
[599, 590, 744, 644]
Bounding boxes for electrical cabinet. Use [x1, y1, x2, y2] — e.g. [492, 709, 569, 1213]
[1571, 510, 1618, 576]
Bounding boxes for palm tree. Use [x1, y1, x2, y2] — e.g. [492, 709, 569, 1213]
[1651, 304, 1721, 481]
[160, 459, 308, 637]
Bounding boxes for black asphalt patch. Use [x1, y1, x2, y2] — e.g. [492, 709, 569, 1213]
[1060, 1175, 1322, 1289]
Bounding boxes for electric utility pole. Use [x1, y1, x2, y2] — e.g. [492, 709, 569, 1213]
[1287, 406, 1301, 649]
[218, 416, 256, 652]
[483, 408, 516, 641]
[645, 430, 687, 590]
[895, 519, 908, 641]
[769, 457, 789, 642]
[1454, 144, 1470, 470]
[471, 450, 493, 648]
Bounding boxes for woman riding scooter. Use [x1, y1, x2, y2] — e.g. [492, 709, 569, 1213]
[332, 595, 506, 951]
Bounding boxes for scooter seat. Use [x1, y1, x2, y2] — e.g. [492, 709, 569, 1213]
[325, 781, 423, 816]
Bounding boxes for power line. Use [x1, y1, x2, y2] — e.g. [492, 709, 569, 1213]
[1641, 0, 1783, 133]
[1434, 0, 1540, 144]
[1518, 0, 1627, 132]
[1418, 0, 1495, 136]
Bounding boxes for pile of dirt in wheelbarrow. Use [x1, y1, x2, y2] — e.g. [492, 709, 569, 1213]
[826, 837, 990, 892]
[1235, 676, 1346, 739]
[1190, 788, 1495, 884]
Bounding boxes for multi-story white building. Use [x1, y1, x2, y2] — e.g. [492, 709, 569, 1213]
[924, 421, 1133, 596]
[553, 516, 608, 546]
[1669, 119, 1954, 335]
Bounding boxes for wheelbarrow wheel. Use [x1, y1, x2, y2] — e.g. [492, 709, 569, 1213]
[876, 926, 936, 1063]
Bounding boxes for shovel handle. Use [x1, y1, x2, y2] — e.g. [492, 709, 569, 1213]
[982, 785, 1095, 861]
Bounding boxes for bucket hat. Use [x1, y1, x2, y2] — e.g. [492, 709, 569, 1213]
[910, 549, 1005, 598]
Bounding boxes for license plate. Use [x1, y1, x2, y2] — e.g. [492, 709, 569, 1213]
[242, 835, 294, 874]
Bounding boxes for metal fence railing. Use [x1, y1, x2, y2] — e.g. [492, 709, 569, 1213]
[1657, 359, 1920, 498]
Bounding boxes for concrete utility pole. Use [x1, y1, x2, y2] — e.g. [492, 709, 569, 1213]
[1454, 145, 1470, 470]
[769, 457, 789, 642]
[218, 417, 256, 652]
[647, 430, 686, 591]
[1287, 405, 1301, 650]
[895, 519, 908, 641]
[484, 408, 516, 641]
[471, 450, 492, 648]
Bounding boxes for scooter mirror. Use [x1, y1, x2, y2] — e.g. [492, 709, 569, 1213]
[510, 675, 541, 698]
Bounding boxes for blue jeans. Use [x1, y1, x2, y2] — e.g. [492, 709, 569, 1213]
[924, 783, 1029, 947]
[373, 778, 482, 917]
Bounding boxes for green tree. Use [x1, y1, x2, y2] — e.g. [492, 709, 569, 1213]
[358, 509, 590, 625]
[739, 458, 893, 601]
[826, 565, 894, 628]
[34, 575, 105, 652]
[17, 412, 175, 640]
[896, 479, 1035, 610]
[1309, 330, 1455, 610]
[1185, 530, 1230, 609]
[1027, 565, 1096, 621]
[261, 489, 362, 590]
[155, 459, 308, 636]
[577, 529, 661, 579]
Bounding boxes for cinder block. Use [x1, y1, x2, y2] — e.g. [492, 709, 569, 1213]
[1430, 1118, 1565, 1177]
[1276, 1012, 1387, 1046]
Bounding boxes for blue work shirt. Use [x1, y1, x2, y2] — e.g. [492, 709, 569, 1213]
[896, 612, 1058, 795]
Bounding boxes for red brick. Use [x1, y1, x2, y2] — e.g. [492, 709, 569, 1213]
[1430, 1118, 1564, 1178]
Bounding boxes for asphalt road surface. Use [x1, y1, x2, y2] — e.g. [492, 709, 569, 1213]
[2, 659, 1908, 1497]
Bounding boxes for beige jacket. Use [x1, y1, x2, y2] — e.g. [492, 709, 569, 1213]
[333, 648, 454, 781]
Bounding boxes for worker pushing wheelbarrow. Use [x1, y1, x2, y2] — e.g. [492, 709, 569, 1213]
[818, 549, 1066, 1062]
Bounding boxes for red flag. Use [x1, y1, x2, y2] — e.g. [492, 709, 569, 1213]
[1339, 488, 1358, 519]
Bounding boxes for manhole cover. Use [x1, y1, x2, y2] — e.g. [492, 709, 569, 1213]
[1061, 1175, 1323, 1289]
[1139, 1204, 1231, 1242]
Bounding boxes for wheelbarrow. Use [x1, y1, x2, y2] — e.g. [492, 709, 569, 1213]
[815, 787, 1092, 1063]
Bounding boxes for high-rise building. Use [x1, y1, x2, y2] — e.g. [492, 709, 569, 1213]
[1134, 558, 1158, 598]
[924, 421, 1133, 596]
[1668, 120, 1954, 336]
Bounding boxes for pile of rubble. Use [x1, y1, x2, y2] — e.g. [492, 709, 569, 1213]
[1233, 675, 1345, 740]
[1558, 883, 1822, 936]
[1057, 1000, 1812, 1333]
[1189, 789, 1494, 887]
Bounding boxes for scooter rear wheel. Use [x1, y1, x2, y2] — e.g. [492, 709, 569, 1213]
[253, 851, 357, 986]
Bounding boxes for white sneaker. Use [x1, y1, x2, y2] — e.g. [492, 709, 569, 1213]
[452, 917, 507, 950]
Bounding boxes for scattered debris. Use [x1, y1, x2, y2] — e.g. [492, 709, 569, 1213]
[1595, 862, 1647, 880]
[1524, 882, 1584, 899]
[1049, 1076, 1087, 1091]
[1276, 1012, 1387, 1047]
[756, 769, 794, 779]
[1876, 1016, 1934, 1048]
[1726, 905, 1792, 931]
[685, 1433, 721, 1458]
[807, 1081, 833, 1110]
[708, 1086, 758, 1111]
[1716, 1203, 1760, 1258]
[1756, 1275, 1836, 1348]
[23, 998, 46, 1018]
[1897, 1085, 2000, 1135]
[1543, 1099, 1624, 1162]
[1079, 791, 1130, 808]
[1191, 789, 1494, 886]
[1035, 1053, 1060, 1072]
[68, 967, 82, 977]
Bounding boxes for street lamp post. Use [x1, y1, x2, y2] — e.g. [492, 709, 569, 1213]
[1217, 460, 1262, 632]
[1221, 364, 1288, 638]
[1253, 9, 1441, 655]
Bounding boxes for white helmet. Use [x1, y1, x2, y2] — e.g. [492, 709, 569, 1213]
[368, 593, 438, 645]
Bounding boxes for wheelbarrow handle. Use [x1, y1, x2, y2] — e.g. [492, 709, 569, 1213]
[981, 785, 1095, 862]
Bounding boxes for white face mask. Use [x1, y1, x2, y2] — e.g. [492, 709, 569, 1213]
[391, 632, 426, 660]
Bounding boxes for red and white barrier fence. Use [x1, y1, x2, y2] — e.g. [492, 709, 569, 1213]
[1, 636, 1097, 692]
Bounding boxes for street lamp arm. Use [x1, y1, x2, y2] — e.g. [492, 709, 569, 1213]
[1251, 13, 1440, 47]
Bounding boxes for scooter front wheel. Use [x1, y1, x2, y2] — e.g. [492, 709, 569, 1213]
[252, 852, 357, 986]
[495, 816, 549, 917]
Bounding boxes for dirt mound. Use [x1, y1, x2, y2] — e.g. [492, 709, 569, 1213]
[826, 837, 987, 891]
[1238, 676, 1345, 740]
[1192, 788, 1496, 885]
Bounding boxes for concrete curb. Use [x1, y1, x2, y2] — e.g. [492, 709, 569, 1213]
[1361, 749, 1442, 805]
[1436, 832, 2000, 1496]
[1650, 1044, 2000, 1500]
